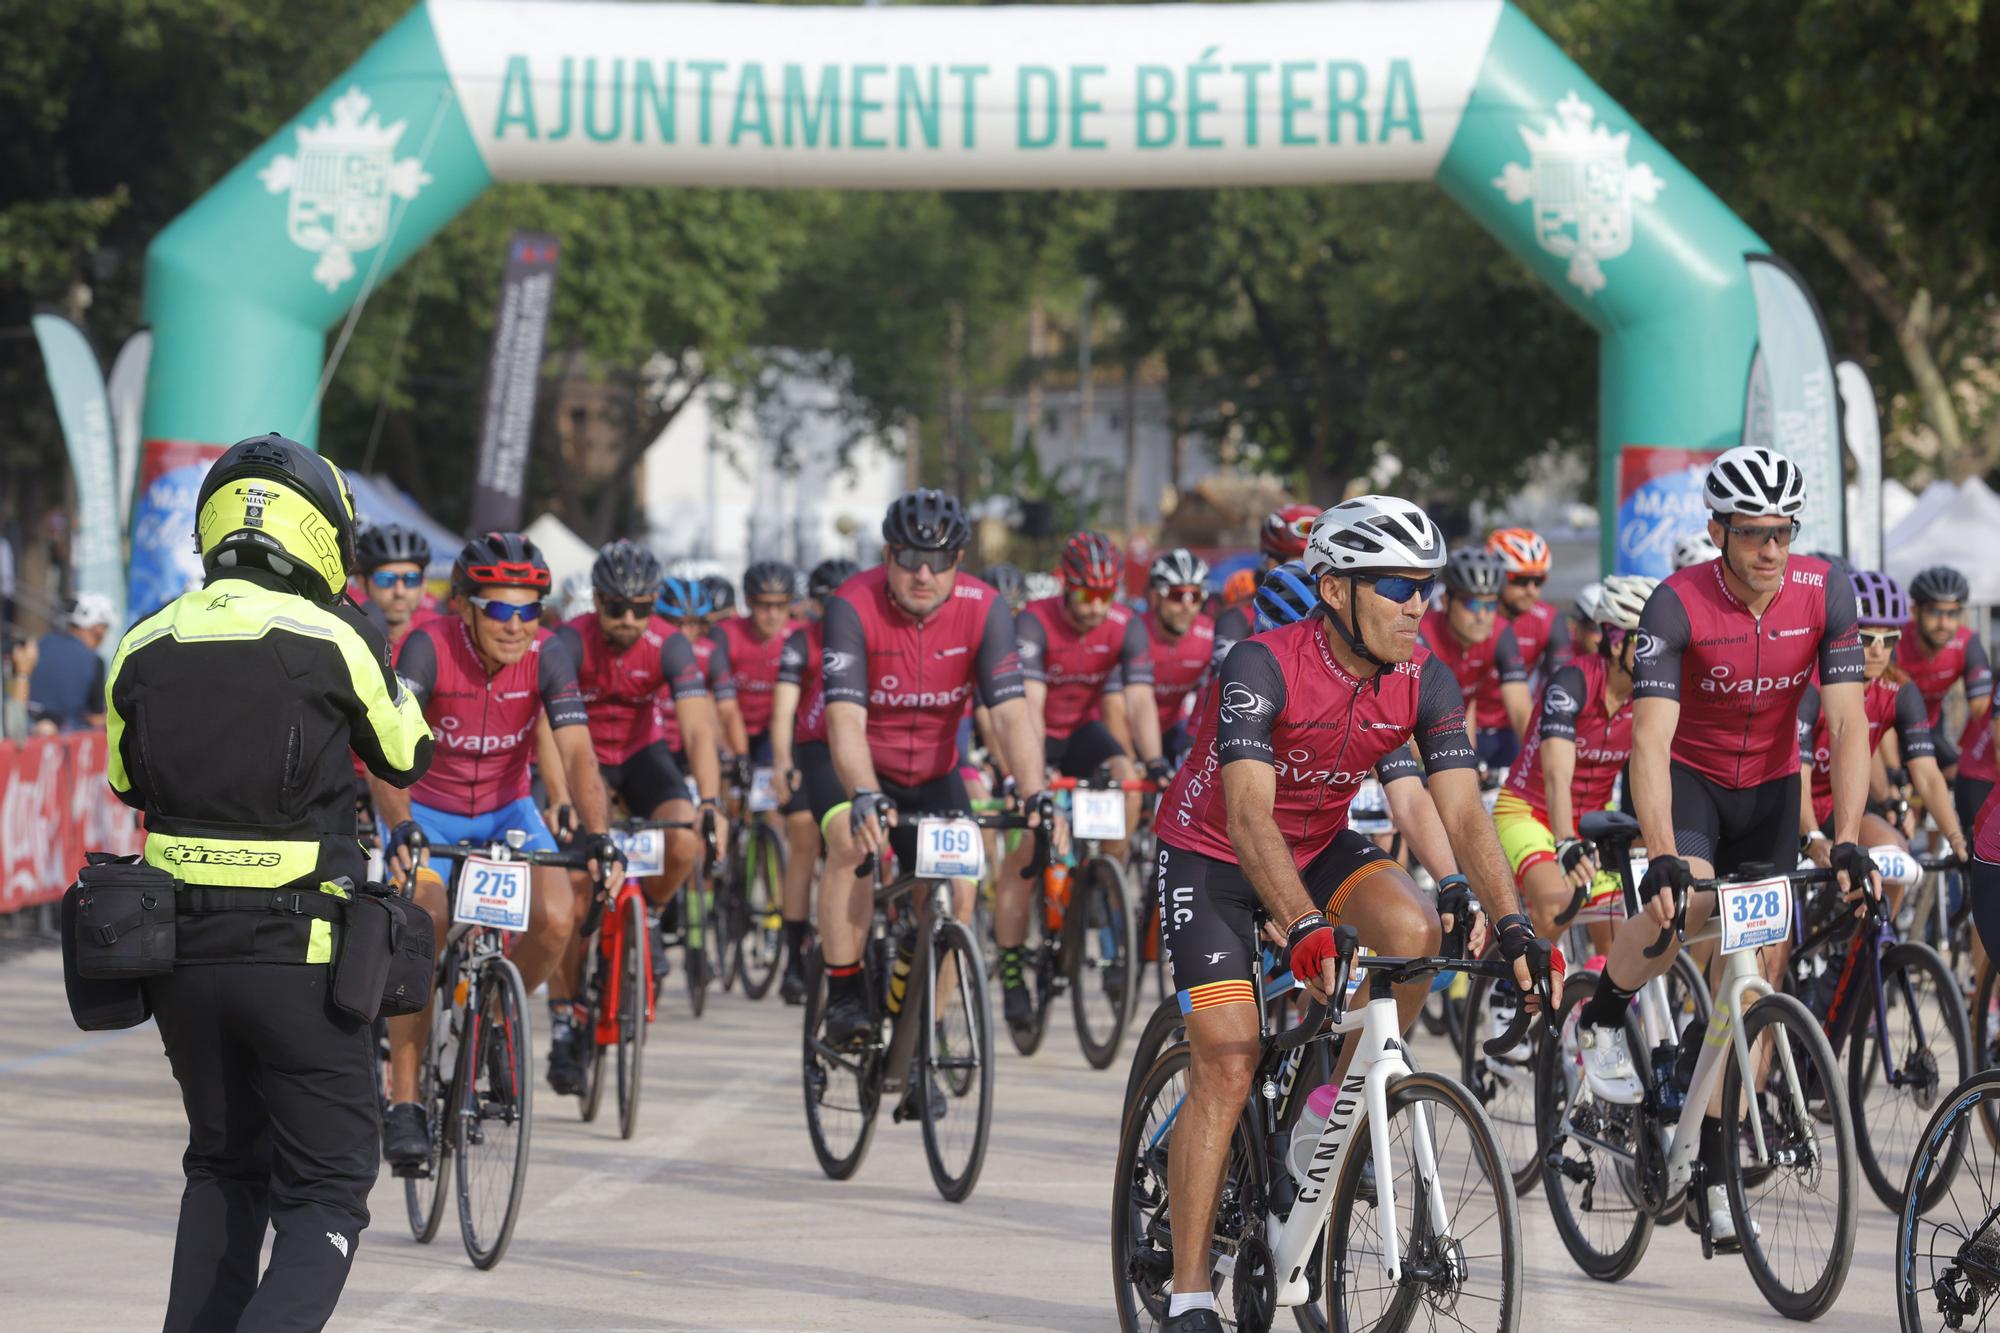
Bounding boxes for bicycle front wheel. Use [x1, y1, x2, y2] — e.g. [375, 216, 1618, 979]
[1113, 1042, 1187, 1333]
[1071, 856, 1136, 1070]
[684, 880, 713, 1017]
[1849, 940, 1971, 1212]
[1971, 962, 2000, 1150]
[1897, 1069, 2000, 1333]
[454, 956, 534, 1270]
[1325, 1071, 1522, 1333]
[921, 919, 994, 1202]
[738, 822, 787, 1000]
[801, 950, 881, 1179]
[1721, 991, 1858, 1321]
[404, 979, 456, 1243]
[616, 892, 649, 1141]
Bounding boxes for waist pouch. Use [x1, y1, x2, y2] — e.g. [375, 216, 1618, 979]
[71, 856, 179, 980]
[60, 856, 165, 1030]
[334, 883, 436, 1022]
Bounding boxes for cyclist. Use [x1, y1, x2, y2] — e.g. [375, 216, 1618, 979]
[656, 572, 747, 777]
[1487, 527, 1570, 692]
[1419, 547, 1528, 768]
[553, 539, 726, 983]
[376, 533, 622, 1164]
[1560, 580, 1605, 664]
[1140, 548, 1215, 770]
[1900, 564, 1993, 829]
[981, 561, 1029, 615]
[1573, 445, 1873, 1246]
[1672, 528, 1723, 571]
[354, 522, 433, 648]
[1153, 496, 1553, 1332]
[701, 573, 737, 634]
[807, 489, 1056, 1053]
[1211, 566, 1260, 662]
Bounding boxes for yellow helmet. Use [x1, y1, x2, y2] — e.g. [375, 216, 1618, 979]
[194, 433, 357, 600]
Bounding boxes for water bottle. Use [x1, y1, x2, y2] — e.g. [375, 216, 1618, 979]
[1287, 1083, 1342, 1183]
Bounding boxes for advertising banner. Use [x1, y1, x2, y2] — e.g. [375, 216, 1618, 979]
[1744, 255, 1843, 558]
[0, 733, 145, 914]
[468, 229, 561, 535]
[31, 314, 127, 636]
[127, 439, 225, 620]
[1616, 445, 1720, 577]
[105, 330, 154, 529]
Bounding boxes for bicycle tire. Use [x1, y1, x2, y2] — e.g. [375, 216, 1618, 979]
[1072, 856, 1136, 1070]
[801, 950, 881, 1180]
[404, 980, 456, 1243]
[455, 956, 534, 1271]
[738, 821, 787, 1000]
[711, 857, 742, 993]
[1324, 1070, 1523, 1333]
[1849, 940, 1970, 1213]
[616, 892, 648, 1141]
[1896, 1068, 2000, 1333]
[1112, 1041, 1190, 1333]
[1459, 970, 1541, 1196]
[1721, 991, 1857, 1321]
[1973, 962, 2000, 1151]
[921, 919, 994, 1202]
[578, 938, 607, 1124]
[684, 879, 712, 1018]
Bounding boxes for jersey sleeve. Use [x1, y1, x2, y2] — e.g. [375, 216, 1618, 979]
[777, 628, 811, 687]
[1374, 744, 1423, 785]
[976, 595, 1026, 707]
[1211, 605, 1248, 671]
[537, 635, 590, 730]
[1116, 613, 1154, 688]
[1818, 573, 1864, 685]
[1796, 683, 1822, 766]
[1966, 636, 1994, 702]
[551, 623, 583, 668]
[704, 630, 738, 700]
[1214, 640, 1287, 764]
[1415, 654, 1479, 773]
[821, 595, 869, 707]
[660, 631, 708, 700]
[394, 625, 439, 709]
[1494, 625, 1527, 685]
[1536, 664, 1588, 742]
[1631, 584, 1692, 700]
[1541, 612, 1571, 671]
[1015, 609, 1048, 685]
[1895, 680, 1936, 761]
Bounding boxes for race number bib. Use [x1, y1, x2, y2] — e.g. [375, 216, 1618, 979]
[915, 818, 985, 881]
[1717, 876, 1790, 955]
[453, 856, 532, 933]
[1071, 788, 1126, 842]
[1628, 855, 1649, 896]
[613, 826, 666, 879]
[748, 766, 779, 814]
[1869, 844, 1916, 889]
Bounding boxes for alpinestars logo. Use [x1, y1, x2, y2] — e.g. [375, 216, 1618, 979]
[160, 845, 284, 868]
[1218, 682, 1276, 725]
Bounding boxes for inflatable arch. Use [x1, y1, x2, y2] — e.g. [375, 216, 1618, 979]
[136, 0, 1837, 605]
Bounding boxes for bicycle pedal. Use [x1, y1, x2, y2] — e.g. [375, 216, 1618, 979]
[390, 1161, 431, 1180]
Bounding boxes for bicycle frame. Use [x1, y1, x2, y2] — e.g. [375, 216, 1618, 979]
[590, 880, 656, 1043]
[874, 876, 954, 1097]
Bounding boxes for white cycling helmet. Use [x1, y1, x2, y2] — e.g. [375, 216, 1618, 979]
[1595, 575, 1658, 631]
[1304, 495, 1446, 576]
[1148, 547, 1210, 589]
[1672, 529, 1722, 570]
[1704, 445, 1806, 518]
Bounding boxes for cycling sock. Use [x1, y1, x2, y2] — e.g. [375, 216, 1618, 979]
[997, 946, 1026, 990]
[1168, 1292, 1218, 1317]
[825, 962, 864, 1004]
[1578, 970, 1638, 1029]
[783, 919, 811, 955]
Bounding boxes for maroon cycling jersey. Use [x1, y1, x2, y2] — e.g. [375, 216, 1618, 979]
[553, 614, 706, 767]
[1503, 653, 1632, 822]
[1975, 782, 2000, 863]
[1159, 613, 1476, 869]
[1796, 676, 1931, 825]
[777, 621, 828, 746]
[655, 631, 735, 755]
[396, 620, 589, 814]
[1964, 717, 1999, 784]
[1141, 608, 1215, 734]
[821, 567, 1024, 787]
[1633, 556, 1862, 788]
[1898, 623, 1995, 777]
[712, 614, 796, 738]
[1017, 596, 1153, 740]
[1474, 602, 1565, 729]
[1420, 608, 1512, 730]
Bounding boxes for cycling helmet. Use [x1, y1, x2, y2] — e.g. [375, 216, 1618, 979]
[1704, 445, 1806, 517]
[452, 532, 551, 597]
[1059, 531, 1121, 591]
[356, 522, 431, 573]
[591, 538, 661, 600]
[1909, 565, 1970, 606]
[1023, 570, 1061, 603]
[1672, 529, 1722, 570]
[1571, 581, 1608, 625]
[1303, 495, 1447, 576]
[656, 575, 712, 620]
[979, 562, 1027, 610]
[1222, 568, 1258, 607]
[1595, 574, 1658, 631]
[743, 560, 796, 599]
[1486, 527, 1550, 578]
[1253, 561, 1318, 633]
[194, 432, 358, 600]
[702, 574, 736, 616]
[809, 557, 859, 600]
[1440, 548, 1505, 599]
[1850, 569, 1909, 628]
[1260, 503, 1322, 561]
[1148, 547, 1210, 590]
[882, 488, 970, 551]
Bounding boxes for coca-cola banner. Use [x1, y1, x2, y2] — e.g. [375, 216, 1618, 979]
[0, 733, 145, 913]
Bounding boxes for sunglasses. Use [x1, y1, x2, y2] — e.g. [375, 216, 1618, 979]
[889, 546, 961, 574]
[1363, 574, 1439, 605]
[1159, 586, 1204, 606]
[1069, 586, 1116, 605]
[749, 597, 792, 613]
[1455, 596, 1499, 614]
[1507, 575, 1544, 589]
[469, 597, 544, 624]
[370, 570, 423, 589]
[1859, 629, 1902, 650]
[1722, 519, 1801, 547]
[1919, 604, 1963, 619]
[1602, 626, 1631, 651]
[600, 598, 651, 621]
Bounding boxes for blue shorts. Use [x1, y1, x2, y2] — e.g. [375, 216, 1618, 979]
[412, 796, 558, 878]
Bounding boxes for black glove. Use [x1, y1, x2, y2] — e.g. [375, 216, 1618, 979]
[1884, 765, 1910, 790]
[591, 833, 624, 877]
[387, 819, 428, 861]
[1145, 756, 1174, 786]
[1639, 854, 1692, 902]
[1492, 912, 1536, 965]
[1830, 841, 1880, 904]
[1555, 838, 1594, 876]
[850, 790, 896, 838]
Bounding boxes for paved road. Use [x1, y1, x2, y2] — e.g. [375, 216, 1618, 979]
[0, 944, 1903, 1330]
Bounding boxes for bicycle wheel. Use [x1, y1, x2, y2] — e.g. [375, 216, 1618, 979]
[1459, 971, 1540, 1195]
[801, 950, 881, 1179]
[710, 862, 742, 993]
[1721, 991, 1858, 1321]
[684, 880, 713, 1018]
[1534, 971, 1654, 1281]
[1112, 1042, 1186, 1333]
[1973, 963, 2000, 1149]
[920, 919, 994, 1202]
[738, 822, 787, 1000]
[1897, 1069, 2000, 1332]
[1850, 940, 1972, 1212]
[454, 956, 533, 1270]
[615, 892, 649, 1141]
[1325, 1070, 1523, 1333]
[404, 980, 456, 1243]
[1072, 856, 1136, 1070]
[578, 945, 607, 1124]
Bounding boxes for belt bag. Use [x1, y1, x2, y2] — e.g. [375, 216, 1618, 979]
[71, 855, 179, 980]
[60, 857, 163, 1030]
[338, 882, 436, 1021]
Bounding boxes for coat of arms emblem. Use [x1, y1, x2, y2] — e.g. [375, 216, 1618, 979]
[1493, 92, 1665, 297]
[258, 87, 433, 293]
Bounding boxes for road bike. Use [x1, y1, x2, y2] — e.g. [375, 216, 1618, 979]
[1897, 1067, 2000, 1331]
[719, 764, 789, 1000]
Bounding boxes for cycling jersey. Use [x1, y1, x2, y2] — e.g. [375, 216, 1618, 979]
[1897, 624, 1992, 724]
[553, 614, 707, 766]
[1419, 609, 1520, 728]
[1975, 781, 2000, 863]
[396, 619, 589, 815]
[1159, 612, 1475, 869]
[1017, 596, 1152, 740]
[777, 620, 827, 746]
[656, 629, 735, 755]
[1796, 676, 1932, 825]
[1473, 603, 1565, 729]
[1632, 557, 1862, 788]
[711, 614, 794, 737]
[821, 567, 1024, 788]
[1503, 653, 1632, 822]
[1211, 602, 1252, 669]
[1141, 608, 1215, 735]
[1965, 719, 1999, 786]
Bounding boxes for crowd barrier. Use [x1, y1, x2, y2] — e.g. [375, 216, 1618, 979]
[1, 732, 145, 914]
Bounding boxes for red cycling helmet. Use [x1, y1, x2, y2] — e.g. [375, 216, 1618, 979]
[1260, 503, 1321, 561]
[1058, 531, 1121, 592]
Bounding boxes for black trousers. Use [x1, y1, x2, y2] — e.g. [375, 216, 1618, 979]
[143, 962, 378, 1333]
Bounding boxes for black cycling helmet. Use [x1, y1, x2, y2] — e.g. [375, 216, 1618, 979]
[194, 432, 357, 601]
[452, 532, 551, 597]
[355, 522, 431, 573]
[881, 488, 970, 551]
[591, 538, 661, 600]
[1909, 565, 1970, 607]
[980, 562, 1027, 610]
[701, 574, 736, 616]
[1440, 548, 1505, 599]
[743, 560, 796, 599]
[809, 557, 859, 599]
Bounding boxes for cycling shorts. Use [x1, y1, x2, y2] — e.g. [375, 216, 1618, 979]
[798, 740, 969, 870]
[1476, 726, 1520, 772]
[1046, 719, 1127, 781]
[1957, 778, 1993, 852]
[411, 795, 558, 879]
[745, 731, 808, 815]
[1492, 790, 1622, 905]
[1155, 831, 1399, 1014]
[1971, 854, 2000, 964]
[600, 741, 687, 818]
[1667, 761, 1799, 876]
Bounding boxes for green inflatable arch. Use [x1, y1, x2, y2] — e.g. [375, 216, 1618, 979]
[133, 0, 1830, 607]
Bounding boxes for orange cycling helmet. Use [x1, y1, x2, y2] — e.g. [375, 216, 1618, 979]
[1486, 527, 1550, 578]
[1222, 568, 1258, 606]
[1260, 503, 1321, 561]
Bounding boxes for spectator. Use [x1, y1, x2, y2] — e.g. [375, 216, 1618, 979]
[4, 635, 34, 740]
[28, 592, 112, 731]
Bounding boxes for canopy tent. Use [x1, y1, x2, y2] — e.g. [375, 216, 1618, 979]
[1885, 477, 2000, 605]
[1887, 480, 1959, 552]
[525, 513, 597, 594]
[347, 472, 458, 577]
[1881, 478, 1919, 538]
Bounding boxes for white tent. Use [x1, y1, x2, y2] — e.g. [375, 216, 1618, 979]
[525, 512, 598, 593]
[1885, 477, 2000, 604]
[1881, 478, 1919, 537]
[1886, 479, 1958, 550]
